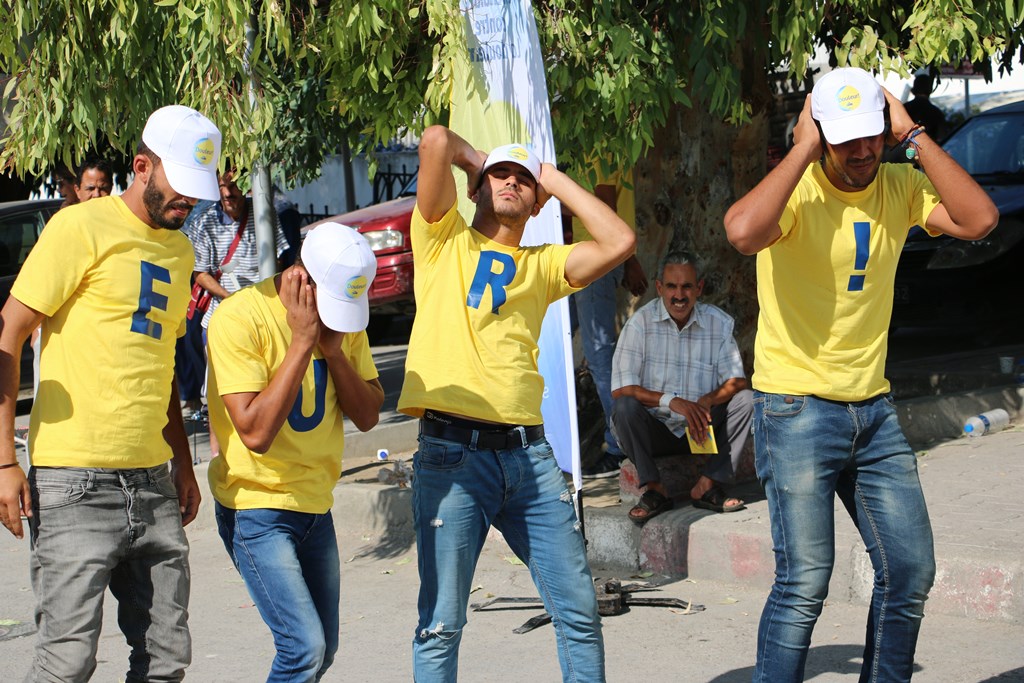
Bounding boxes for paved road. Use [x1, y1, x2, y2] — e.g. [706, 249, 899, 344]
[2, 488, 1022, 682]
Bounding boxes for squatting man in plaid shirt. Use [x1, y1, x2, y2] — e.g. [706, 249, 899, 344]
[610, 249, 753, 523]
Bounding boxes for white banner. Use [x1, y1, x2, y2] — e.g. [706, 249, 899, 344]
[450, 0, 581, 488]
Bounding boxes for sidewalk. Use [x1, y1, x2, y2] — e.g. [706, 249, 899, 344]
[178, 343, 1024, 626]
[17, 343, 1023, 627]
[3, 346, 1022, 680]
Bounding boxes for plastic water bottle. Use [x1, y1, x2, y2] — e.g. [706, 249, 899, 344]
[963, 409, 1010, 437]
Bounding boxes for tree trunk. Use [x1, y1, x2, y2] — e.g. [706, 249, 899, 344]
[633, 105, 768, 373]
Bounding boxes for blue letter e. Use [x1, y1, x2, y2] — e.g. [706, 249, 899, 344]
[131, 261, 171, 339]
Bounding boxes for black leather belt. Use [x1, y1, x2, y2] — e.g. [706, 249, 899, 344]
[420, 410, 544, 450]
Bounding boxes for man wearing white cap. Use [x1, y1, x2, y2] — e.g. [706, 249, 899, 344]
[725, 68, 998, 681]
[0, 104, 222, 681]
[205, 222, 383, 682]
[400, 126, 635, 681]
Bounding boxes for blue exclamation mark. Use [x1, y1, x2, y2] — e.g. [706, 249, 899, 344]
[848, 221, 870, 291]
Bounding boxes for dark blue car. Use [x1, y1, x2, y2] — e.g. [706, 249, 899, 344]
[892, 99, 1024, 330]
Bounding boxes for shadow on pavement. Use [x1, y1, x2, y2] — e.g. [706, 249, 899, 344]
[705, 644, 922, 682]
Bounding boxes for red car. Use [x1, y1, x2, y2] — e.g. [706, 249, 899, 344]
[303, 192, 416, 319]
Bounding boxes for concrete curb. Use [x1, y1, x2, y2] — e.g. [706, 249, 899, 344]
[584, 384, 1024, 624]
[187, 385, 1023, 623]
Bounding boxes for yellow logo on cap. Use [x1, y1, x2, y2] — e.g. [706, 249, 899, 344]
[836, 86, 861, 112]
[507, 146, 529, 161]
[345, 275, 368, 300]
[194, 138, 215, 166]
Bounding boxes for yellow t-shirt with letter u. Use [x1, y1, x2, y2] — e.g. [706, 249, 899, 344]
[207, 277, 378, 514]
[12, 196, 193, 468]
[753, 162, 940, 401]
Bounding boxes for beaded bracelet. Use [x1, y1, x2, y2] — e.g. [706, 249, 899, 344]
[902, 125, 926, 160]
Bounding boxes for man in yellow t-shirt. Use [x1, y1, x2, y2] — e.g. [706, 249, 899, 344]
[400, 127, 636, 682]
[0, 105, 222, 681]
[725, 68, 999, 682]
[567, 168, 649, 479]
[207, 222, 383, 681]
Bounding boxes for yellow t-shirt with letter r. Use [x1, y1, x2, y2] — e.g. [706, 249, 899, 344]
[398, 203, 579, 425]
[11, 196, 194, 468]
[753, 162, 941, 401]
[207, 277, 378, 514]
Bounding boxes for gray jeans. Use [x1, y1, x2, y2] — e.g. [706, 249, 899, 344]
[612, 389, 754, 488]
[27, 465, 191, 683]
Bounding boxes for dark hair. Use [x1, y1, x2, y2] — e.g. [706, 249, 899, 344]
[137, 141, 159, 163]
[912, 74, 934, 97]
[657, 249, 702, 282]
[52, 165, 75, 183]
[76, 158, 113, 184]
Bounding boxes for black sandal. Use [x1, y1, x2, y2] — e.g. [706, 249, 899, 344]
[693, 485, 745, 513]
[628, 490, 674, 523]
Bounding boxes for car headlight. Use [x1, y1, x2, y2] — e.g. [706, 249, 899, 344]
[927, 217, 1024, 269]
[362, 229, 404, 252]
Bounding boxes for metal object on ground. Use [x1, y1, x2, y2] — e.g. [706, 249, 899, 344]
[470, 578, 706, 634]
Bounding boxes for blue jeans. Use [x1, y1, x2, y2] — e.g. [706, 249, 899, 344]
[216, 504, 340, 683]
[752, 392, 936, 683]
[28, 465, 191, 683]
[573, 264, 623, 456]
[412, 434, 604, 682]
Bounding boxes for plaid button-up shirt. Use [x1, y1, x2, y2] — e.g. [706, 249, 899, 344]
[612, 299, 745, 437]
[187, 198, 287, 327]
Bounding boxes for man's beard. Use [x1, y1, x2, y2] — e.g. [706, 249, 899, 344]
[488, 193, 532, 223]
[825, 151, 881, 190]
[143, 180, 190, 230]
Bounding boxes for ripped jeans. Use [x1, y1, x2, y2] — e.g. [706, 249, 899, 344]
[412, 434, 604, 682]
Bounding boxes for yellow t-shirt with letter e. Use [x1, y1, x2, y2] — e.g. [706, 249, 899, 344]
[207, 277, 378, 514]
[753, 162, 941, 401]
[398, 203, 579, 425]
[11, 196, 194, 468]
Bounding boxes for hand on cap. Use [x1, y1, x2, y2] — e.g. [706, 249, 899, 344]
[882, 89, 915, 144]
[792, 95, 822, 158]
[535, 163, 559, 209]
[282, 267, 320, 348]
[466, 149, 489, 199]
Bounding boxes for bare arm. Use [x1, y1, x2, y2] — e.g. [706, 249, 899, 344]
[220, 269, 319, 453]
[317, 329, 384, 433]
[195, 271, 231, 300]
[724, 95, 820, 255]
[417, 125, 488, 223]
[163, 378, 201, 526]
[0, 297, 44, 538]
[550, 168, 635, 288]
[573, 183, 649, 296]
[621, 256, 648, 297]
[883, 90, 998, 239]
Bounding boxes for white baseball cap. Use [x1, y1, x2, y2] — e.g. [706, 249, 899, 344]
[141, 105, 222, 201]
[481, 143, 542, 183]
[811, 68, 886, 145]
[301, 222, 377, 332]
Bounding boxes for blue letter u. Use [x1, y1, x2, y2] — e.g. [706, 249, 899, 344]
[288, 359, 327, 432]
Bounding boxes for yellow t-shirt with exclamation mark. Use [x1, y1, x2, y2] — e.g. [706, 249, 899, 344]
[752, 163, 940, 401]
